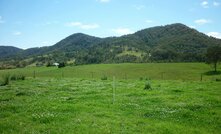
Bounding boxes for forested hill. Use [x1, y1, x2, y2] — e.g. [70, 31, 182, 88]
[0, 23, 221, 68]
[0, 46, 22, 60]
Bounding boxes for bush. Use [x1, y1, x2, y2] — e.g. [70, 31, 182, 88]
[215, 78, 221, 82]
[145, 77, 151, 81]
[204, 71, 221, 75]
[10, 74, 25, 81]
[58, 62, 65, 68]
[0, 74, 10, 86]
[144, 81, 152, 90]
[0, 74, 25, 86]
[46, 62, 52, 67]
[140, 77, 150, 81]
[101, 75, 108, 80]
[10, 74, 17, 81]
[17, 74, 25, 80]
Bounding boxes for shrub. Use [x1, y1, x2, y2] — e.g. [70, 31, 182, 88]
[58, 62, 65, 68]
[0, 74, 10, 86]
[46, 62, 52, 67]
[215, 78, 221, 82]
[144, 81, 152, 90]
[204, 71, 221, 75]
[0, 74, 25, 86]
[140, 77, 150, 81]
[101, 75, 108, 80]
[17, 74, 25, 80]
[145, 77, 151, 81]
[10, 74, 17, 80]
[10, 74, 25, 81]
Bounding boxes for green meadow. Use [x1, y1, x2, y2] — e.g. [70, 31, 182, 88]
[0, 63, 221, 133]
[0, 63, 220, 80]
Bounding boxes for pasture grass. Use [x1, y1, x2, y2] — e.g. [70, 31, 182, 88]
[0, 77, 221, 133]
[0, 63, 221, 133]
[0, 63, 220, 80]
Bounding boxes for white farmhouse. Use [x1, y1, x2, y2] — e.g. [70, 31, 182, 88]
[53, 63, 59, 66]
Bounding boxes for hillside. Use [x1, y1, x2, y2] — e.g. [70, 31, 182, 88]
[0, 23, 221, 68]
[0, 46, 22, 59]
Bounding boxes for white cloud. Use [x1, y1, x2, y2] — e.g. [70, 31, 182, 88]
[213, 1, 220, 6]
[201, 1, 209, 8]
[207, 32, 221, 39]
[145, 20, 154, 23]
[66, 22, 100, 30]
[43, 21, 59, 25]
[200, 1, 220, 8]
[112, 28, 134, 36]
[134, 5, 145, 10]
[189, 25, 196, 29]
[194, 19, 211, 25]
[42, 41, 48, 44]
[13, 31, 22, 36]
[0, 16, 5, 23]
[96, 0, 110, 3]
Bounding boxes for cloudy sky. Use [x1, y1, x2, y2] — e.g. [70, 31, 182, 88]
[0, 0, 220, 49]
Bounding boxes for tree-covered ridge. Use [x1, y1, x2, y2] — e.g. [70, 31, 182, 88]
[0, 23, 221, 68]
[0, 46, 22, 59]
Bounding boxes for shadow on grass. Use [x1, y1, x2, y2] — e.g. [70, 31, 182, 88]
[204, 71, 221, 75]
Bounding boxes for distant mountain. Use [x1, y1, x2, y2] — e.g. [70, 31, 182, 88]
[0, 23, 221, 68]
[0, 46, 23, 59]
[131, 23, 220, 62]
[51, 33, 102, 50]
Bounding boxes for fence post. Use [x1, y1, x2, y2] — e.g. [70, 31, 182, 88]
[112, 76, 116, 104]
[62, 71, 64, 78]
[161, 72, 165, 80]
[91, 72, 94, 79]
[33, 70, 36, 78]
[124, 73, 127, 80]
[200, 73, 203, 81]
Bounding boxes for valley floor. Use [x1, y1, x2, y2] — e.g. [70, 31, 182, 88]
[0, 77, 221, 133]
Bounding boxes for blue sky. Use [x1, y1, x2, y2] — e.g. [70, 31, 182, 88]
[0, 0, 220, 49]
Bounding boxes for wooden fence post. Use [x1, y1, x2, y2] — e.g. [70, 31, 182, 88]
[161, 72, 165, 80]
[62, 71, 64, 78]
[33, 71, 36, 78]
[112, 76, 116, 104]
[91, 72, 94, 79]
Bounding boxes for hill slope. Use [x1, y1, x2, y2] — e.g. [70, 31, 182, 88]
[0, 46, 22, 59]
[0, 23, 221, 67]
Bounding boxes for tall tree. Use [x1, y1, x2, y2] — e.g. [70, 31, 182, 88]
[206, 46, 221, 72]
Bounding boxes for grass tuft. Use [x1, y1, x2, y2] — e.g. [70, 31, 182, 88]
[144, 81, 152, 90]
[0, 74, 10, 86]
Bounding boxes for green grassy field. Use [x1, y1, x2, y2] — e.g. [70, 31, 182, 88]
[0, 63, 220, 80]
[0, 63, 221, 133]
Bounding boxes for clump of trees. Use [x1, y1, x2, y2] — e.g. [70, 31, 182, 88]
[206, 45, 221, 72]
[58, 62, 66, 68]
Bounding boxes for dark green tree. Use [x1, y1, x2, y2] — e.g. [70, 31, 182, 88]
[206, 46, 221, 72]
[58, 62, 66, 68]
